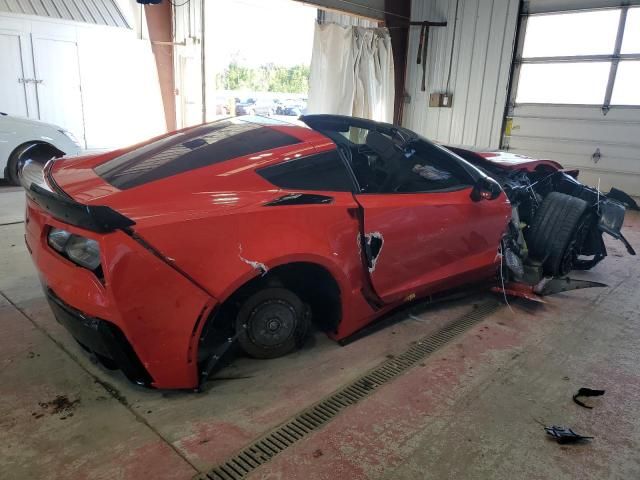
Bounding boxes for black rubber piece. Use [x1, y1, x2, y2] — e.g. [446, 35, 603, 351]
[235, 287, 310, 359]
[527, 192, 589, 276]
[6, 145, 27, 185]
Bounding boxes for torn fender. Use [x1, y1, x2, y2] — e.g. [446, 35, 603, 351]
[493, 277, 608, 302]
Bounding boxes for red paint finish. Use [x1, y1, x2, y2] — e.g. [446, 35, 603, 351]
[25, 200, 216, 389]
[24, 117, 533, 389]
[491, 283, 546, 303]
[477, 151, 563, 172]
[356, 189, 510, 303]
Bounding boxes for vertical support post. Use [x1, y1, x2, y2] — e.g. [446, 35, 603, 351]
[602, 6, 628, 114]
[201, 0, 207, 124]
[144, 1, 177, 131]
[384, 0, 411, 126]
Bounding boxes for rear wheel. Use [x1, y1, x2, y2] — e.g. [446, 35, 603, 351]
[235, 288, 310, 359]
[526, 192, 590, 276]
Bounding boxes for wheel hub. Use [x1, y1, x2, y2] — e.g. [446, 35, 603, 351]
[248, 300, 296, 347]
[267, 318, 281, 331]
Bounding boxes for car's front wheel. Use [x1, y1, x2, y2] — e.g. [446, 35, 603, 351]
[235, 288, 310, 359]
[526, 192, 591, 276]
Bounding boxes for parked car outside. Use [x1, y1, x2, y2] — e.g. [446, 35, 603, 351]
[283, 106, 302, 116]
[235, 98, 256, 116]
[0, 112, 81, 185]
[251, 100, 276, 116]
[20, 115, 635, 389]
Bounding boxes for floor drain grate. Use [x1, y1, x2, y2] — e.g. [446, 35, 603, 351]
[199, 299, 501, 480]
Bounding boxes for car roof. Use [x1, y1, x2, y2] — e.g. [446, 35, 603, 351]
[92, 116, 332, 190]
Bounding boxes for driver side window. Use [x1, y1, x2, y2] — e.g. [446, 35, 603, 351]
[389, 141, 473, 194]
[347, 133, 472, 194]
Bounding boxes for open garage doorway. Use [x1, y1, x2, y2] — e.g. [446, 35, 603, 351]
[204, 0, 317, 125]
[174, 0, 389, 128]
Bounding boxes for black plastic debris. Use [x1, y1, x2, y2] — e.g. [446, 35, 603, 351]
[545, 425, 593, 444]
[573, 387, 606, 409]
[608, 187, 640, 211]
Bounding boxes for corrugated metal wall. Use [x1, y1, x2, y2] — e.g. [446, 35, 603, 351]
[403, 0, 519, 149]
[0, 0, 129, 28]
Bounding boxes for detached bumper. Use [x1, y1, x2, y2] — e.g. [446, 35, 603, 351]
[46, 289, 153, 386]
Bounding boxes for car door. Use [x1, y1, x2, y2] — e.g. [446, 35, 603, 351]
[355, 138, 511, 304]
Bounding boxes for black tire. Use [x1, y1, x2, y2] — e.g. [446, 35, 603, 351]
[527, 192, 590, 276]
[235, 288, 310, 359]
[6, 142, 61, 186]
[6, 148, 27, 186]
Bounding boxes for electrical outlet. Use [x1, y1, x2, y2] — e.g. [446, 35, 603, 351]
[429, 93, 453, 108]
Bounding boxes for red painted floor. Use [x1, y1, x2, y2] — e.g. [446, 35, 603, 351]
[1, 183, 639, 480]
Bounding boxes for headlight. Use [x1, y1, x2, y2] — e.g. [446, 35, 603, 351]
[47, 227, 72, 252]
[65, 236, 101, 270]
[47, 228, 101, 271]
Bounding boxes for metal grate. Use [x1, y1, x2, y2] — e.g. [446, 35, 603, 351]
[198, 299, 501, 480]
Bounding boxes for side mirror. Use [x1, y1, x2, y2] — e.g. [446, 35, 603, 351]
[471, 176, 502, 202]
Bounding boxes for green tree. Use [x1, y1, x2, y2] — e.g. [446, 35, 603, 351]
[216, 62, 309, 93]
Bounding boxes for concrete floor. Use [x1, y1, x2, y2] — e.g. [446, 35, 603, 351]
[1, 183, 639, 480]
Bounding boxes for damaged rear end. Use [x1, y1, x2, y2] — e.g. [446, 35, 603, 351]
[450, 148, 637, 297]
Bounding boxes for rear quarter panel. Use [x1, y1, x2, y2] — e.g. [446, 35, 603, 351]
[132, 190, 378, 337]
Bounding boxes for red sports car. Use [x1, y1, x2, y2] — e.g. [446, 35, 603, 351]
[21, 115, 635, 390]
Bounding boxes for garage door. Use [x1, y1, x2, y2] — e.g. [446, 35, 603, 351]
[504, 1, 640, 196]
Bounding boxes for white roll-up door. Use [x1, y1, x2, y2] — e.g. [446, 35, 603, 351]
[504, 1, 640, 196]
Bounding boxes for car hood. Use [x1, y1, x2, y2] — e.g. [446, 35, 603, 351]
[1, 113, 65, 130]
[443, 145, 564, 173]
[475, 151, 563, 171]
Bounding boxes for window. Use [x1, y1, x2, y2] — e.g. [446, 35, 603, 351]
[516, 7, 640, 107]
[522, 10, 620, 57]
[611, 61, 640, 105]
[95, 119, 301, 189]
[517, 62, 611, 104]
[257, 150, 354, 192]
[621, 8, 640, 54]
[382, 141, 472, 194]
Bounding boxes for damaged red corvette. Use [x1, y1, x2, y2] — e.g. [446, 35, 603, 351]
[21, 115, 636, 390]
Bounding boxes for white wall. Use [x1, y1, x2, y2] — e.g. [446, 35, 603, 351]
[0, 13, 165, 150]
[403, 0, 519, 150]
[76, 26, 165, 148]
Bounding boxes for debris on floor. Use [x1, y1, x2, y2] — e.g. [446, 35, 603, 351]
[544, 425, 593, 444]
[573, 387, 606, 409]
[36, 395, 80, 419]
